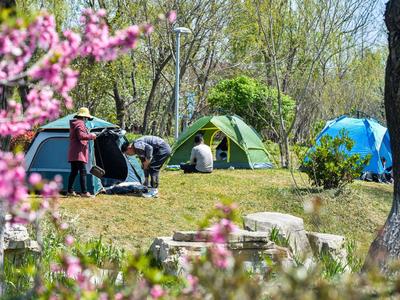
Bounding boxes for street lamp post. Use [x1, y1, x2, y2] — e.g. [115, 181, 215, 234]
[174, 27, 191, 141]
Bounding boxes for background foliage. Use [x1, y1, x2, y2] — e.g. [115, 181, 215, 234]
[15, 0, 384, 144]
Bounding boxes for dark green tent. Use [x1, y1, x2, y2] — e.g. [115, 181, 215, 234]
[169, 115, 272, 169]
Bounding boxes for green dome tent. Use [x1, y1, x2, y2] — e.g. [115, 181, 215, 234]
[169, 115, 272, 169]
[25, 114, 144, 194]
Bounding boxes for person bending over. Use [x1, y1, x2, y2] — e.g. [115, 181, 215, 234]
[180, 134, 213, 174]
[121, 136, 171, 196]
[67, 107, 97, 197]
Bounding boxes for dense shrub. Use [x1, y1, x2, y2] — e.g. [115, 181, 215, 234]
[302, 129, 370, 189]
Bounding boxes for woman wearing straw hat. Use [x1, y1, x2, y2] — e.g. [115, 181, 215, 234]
[67, 107, 97, 197]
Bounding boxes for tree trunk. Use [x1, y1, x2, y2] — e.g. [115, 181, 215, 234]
[113, 83, 126, 129]
[363, 0, 400, 273]
[0, 85, 12, 151]
[141, 55, 172, 135]
[142, 70, 164, 134]
[158, 81, 177, 138]
[18, 84, 29, 111]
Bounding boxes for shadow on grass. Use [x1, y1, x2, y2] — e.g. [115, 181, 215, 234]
[356, 184, 393, 202]
[290, 187, 323, 195]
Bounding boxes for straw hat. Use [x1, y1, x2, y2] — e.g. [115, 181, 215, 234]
[74, 107, 93, 120]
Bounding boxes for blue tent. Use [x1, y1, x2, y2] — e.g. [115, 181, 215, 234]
[25, 114, 144, 194]
[312, 116, 392, 174]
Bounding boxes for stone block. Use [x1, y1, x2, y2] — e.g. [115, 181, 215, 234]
[149, 235, 293, 275]
[243, 212, 312, 256]
[306, 232, 347, 263]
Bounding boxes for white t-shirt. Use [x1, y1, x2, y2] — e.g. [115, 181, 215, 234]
[190, 143, 213, 173]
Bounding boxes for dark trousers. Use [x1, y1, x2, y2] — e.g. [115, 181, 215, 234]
[180, 163, 200, 174]
[68, 161, 88, 193]
[144, 148, 171, 188]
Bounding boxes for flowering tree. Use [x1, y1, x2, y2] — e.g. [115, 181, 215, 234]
[0, 7, 176, 296]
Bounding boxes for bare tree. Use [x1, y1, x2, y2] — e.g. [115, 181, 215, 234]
[252, 0, 376, 167]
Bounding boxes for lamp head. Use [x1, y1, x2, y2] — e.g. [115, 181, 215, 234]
[174, 27, 191, 34]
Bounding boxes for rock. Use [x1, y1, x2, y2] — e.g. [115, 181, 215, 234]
[28, 241, 41, 253]
[2, 223, 41, 265]
[306, 232, 347, 263]
[243, 212, 312, 256]
[150, 237, 201, 274]
[89, 268, 124, 286]
[4, 223, 30, 249]
[150, 233, 294, 275]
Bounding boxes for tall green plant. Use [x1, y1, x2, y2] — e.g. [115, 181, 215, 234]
[303, 130, 370, 189]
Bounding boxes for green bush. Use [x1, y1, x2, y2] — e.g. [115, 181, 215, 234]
[303, 130, 370, 189]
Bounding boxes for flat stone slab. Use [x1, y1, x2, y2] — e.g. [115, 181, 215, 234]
[243, 212, 312, 256]
[229, 229, 270, 243]
[173, 229, 270, 243]
[173, 231, 201, 242]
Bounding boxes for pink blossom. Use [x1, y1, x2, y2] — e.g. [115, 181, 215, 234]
[65, 255, 82, 279]
[166, 11, 177, 23]
[29, 173, 42, 186]
[209, 218, 238, 243]
[114, 293, 124, 300]
[210, 245, 232, 269]
[209, 224, 226, 243]
[142, 24, 154, 36]
[41, 179, 61, 200]
[99, 293, 108, 300]
[52, 211, 61, 221]
[32, 13, 59, 50]
[150, 285, 165, 299]
[65, 235, 74, 246]
[215, 202, 238, 215]
[50, 263, 61, 272]
[0, 151, 28, 207]
[183, 274, 199, 293]
[60, 223, 69, 230]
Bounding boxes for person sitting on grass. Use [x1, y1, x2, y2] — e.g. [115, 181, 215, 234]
[180, 134, 213, 174]
[121, 136, 171, 197]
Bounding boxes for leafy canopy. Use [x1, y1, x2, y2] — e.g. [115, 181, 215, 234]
[207, 76, 295, 135]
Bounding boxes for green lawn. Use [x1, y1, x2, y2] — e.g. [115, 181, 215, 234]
[59, 169, 393, 260]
